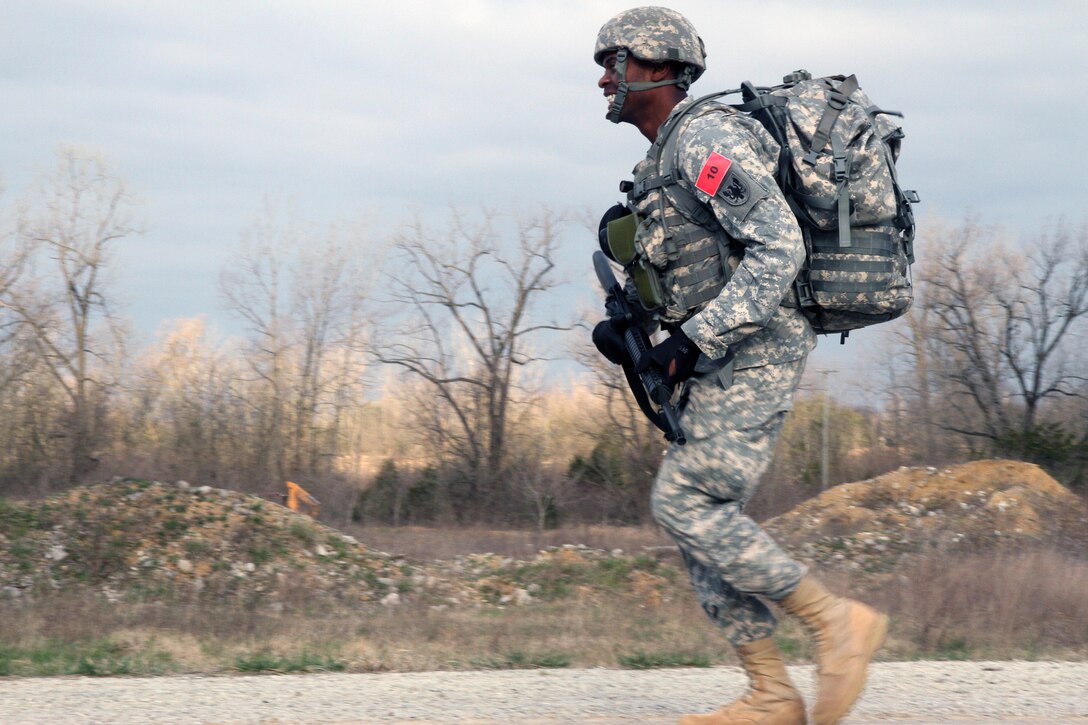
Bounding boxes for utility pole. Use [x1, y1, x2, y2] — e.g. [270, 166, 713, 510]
[819, 370, 837, 491]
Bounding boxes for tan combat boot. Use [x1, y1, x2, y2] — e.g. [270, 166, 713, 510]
[679, 636, 805, 725]
[778, 576, 888, 725]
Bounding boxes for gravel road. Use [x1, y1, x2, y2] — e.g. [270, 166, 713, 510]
[2, 661, 1086, 724]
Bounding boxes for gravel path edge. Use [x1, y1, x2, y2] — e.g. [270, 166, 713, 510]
[1, 660, 1086, 724]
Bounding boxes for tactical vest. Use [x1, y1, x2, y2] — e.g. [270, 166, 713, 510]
[619, 102, 743, 326]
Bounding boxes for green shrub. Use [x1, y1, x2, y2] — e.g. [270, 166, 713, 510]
[618, 650, 711, 669]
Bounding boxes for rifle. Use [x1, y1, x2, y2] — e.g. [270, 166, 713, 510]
[593, 250, 686, 445]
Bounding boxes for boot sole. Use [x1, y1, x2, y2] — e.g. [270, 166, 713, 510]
[678, 698, 806, 725]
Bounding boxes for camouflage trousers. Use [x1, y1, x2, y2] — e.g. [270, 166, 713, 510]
[651, 358, 807, 645]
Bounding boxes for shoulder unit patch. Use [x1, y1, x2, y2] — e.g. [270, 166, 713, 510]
[695, 151, 732, 196]
[720, 175, 750, 206]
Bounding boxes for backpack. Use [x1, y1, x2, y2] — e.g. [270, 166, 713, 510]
[660, 70, 920, 342]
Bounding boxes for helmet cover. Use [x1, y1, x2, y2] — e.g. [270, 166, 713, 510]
[594, 6, 706, 82]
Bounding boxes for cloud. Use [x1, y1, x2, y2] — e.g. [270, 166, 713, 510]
[2, 0, 1085, 338]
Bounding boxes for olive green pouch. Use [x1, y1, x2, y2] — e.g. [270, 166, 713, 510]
[606, 213, 639, 264]
[607, 214, 665, 309]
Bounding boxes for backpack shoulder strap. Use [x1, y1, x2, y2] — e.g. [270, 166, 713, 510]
[655, 95, 734, 228]
[651, 98, 750, 290]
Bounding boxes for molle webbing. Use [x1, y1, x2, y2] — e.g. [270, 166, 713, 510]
[807, 228, 897, 294]
[665, 230, 727, 310]
[809, 229, 897, 256]
[812, 279, 891, 294]
[809, 259, 892, 273]
[678, 280, 725, 309]
[664, 224, 720, 264]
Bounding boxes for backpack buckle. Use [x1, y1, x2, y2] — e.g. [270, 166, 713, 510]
[795, 277, 815, 307]
[834, 155, 849, 182]
[632, 176, 669, 197]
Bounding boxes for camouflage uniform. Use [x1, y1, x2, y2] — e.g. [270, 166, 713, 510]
[628, 99, 817, 645]
[653, 361, 808, 644]
[597, 15, 891, 725]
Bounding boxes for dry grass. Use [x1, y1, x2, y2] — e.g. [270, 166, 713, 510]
[2, 525, 1086, 676]
[870, 546, 1088, 660]
[0, 587, 732, 675]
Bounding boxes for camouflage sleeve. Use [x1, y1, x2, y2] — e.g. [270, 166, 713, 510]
[674, 111, 805, 360]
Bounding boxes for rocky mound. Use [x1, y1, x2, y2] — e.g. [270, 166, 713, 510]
[0, 478, 474, 608]
[764, 459, 1088, 579]
[0, 478, 675, 610]
[1, 462, 1083, 609]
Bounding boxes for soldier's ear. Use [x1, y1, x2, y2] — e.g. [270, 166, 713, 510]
[651, 62, 673, 81]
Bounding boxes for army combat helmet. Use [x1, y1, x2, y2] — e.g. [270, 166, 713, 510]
[594, 6, 706, 123]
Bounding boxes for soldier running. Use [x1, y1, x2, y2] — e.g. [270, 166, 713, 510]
[590, 7, 888, 725]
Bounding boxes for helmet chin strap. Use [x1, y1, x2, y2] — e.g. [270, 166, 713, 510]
[607, 48, 694, 124]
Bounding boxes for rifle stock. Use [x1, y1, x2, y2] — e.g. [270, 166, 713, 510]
[593, 251, 686, 445]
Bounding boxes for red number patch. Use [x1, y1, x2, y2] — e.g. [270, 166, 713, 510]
[695, 152, 733, 196]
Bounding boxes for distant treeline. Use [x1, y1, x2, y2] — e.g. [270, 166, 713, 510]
[1, 149, 1085, 524]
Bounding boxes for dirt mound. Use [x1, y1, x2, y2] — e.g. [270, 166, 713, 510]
[428, 545, 678, 609]
[2, 462, 1083, 609]
[764, 459, 1088, 579]
[0, 478, 479, 608]
[0, 478, 675, 610]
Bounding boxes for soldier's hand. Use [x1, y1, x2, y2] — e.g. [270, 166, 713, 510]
[592, 317, 629, 366]
[639, 328, 701, 384]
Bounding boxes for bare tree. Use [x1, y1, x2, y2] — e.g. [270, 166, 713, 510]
[372, 209, 570, 514]
[288, 224, 371, 473]
[118, 316, 243, 483]
[219, 200, 292, 482]
[887, 298, 942, 459]
[0, 189, 34, 396]
[0, 196, 53, 491]
[994, 223, 1088, 431]
[0, 147, 137, 483]
[917, 218, 1088, 459]
[219, 199, 374, 487]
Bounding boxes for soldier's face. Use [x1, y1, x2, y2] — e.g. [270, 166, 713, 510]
[598, 51, 621, 111]
[597, 51, 657, 123]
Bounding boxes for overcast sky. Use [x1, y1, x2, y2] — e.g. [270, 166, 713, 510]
[3, 0, 1086, 386]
